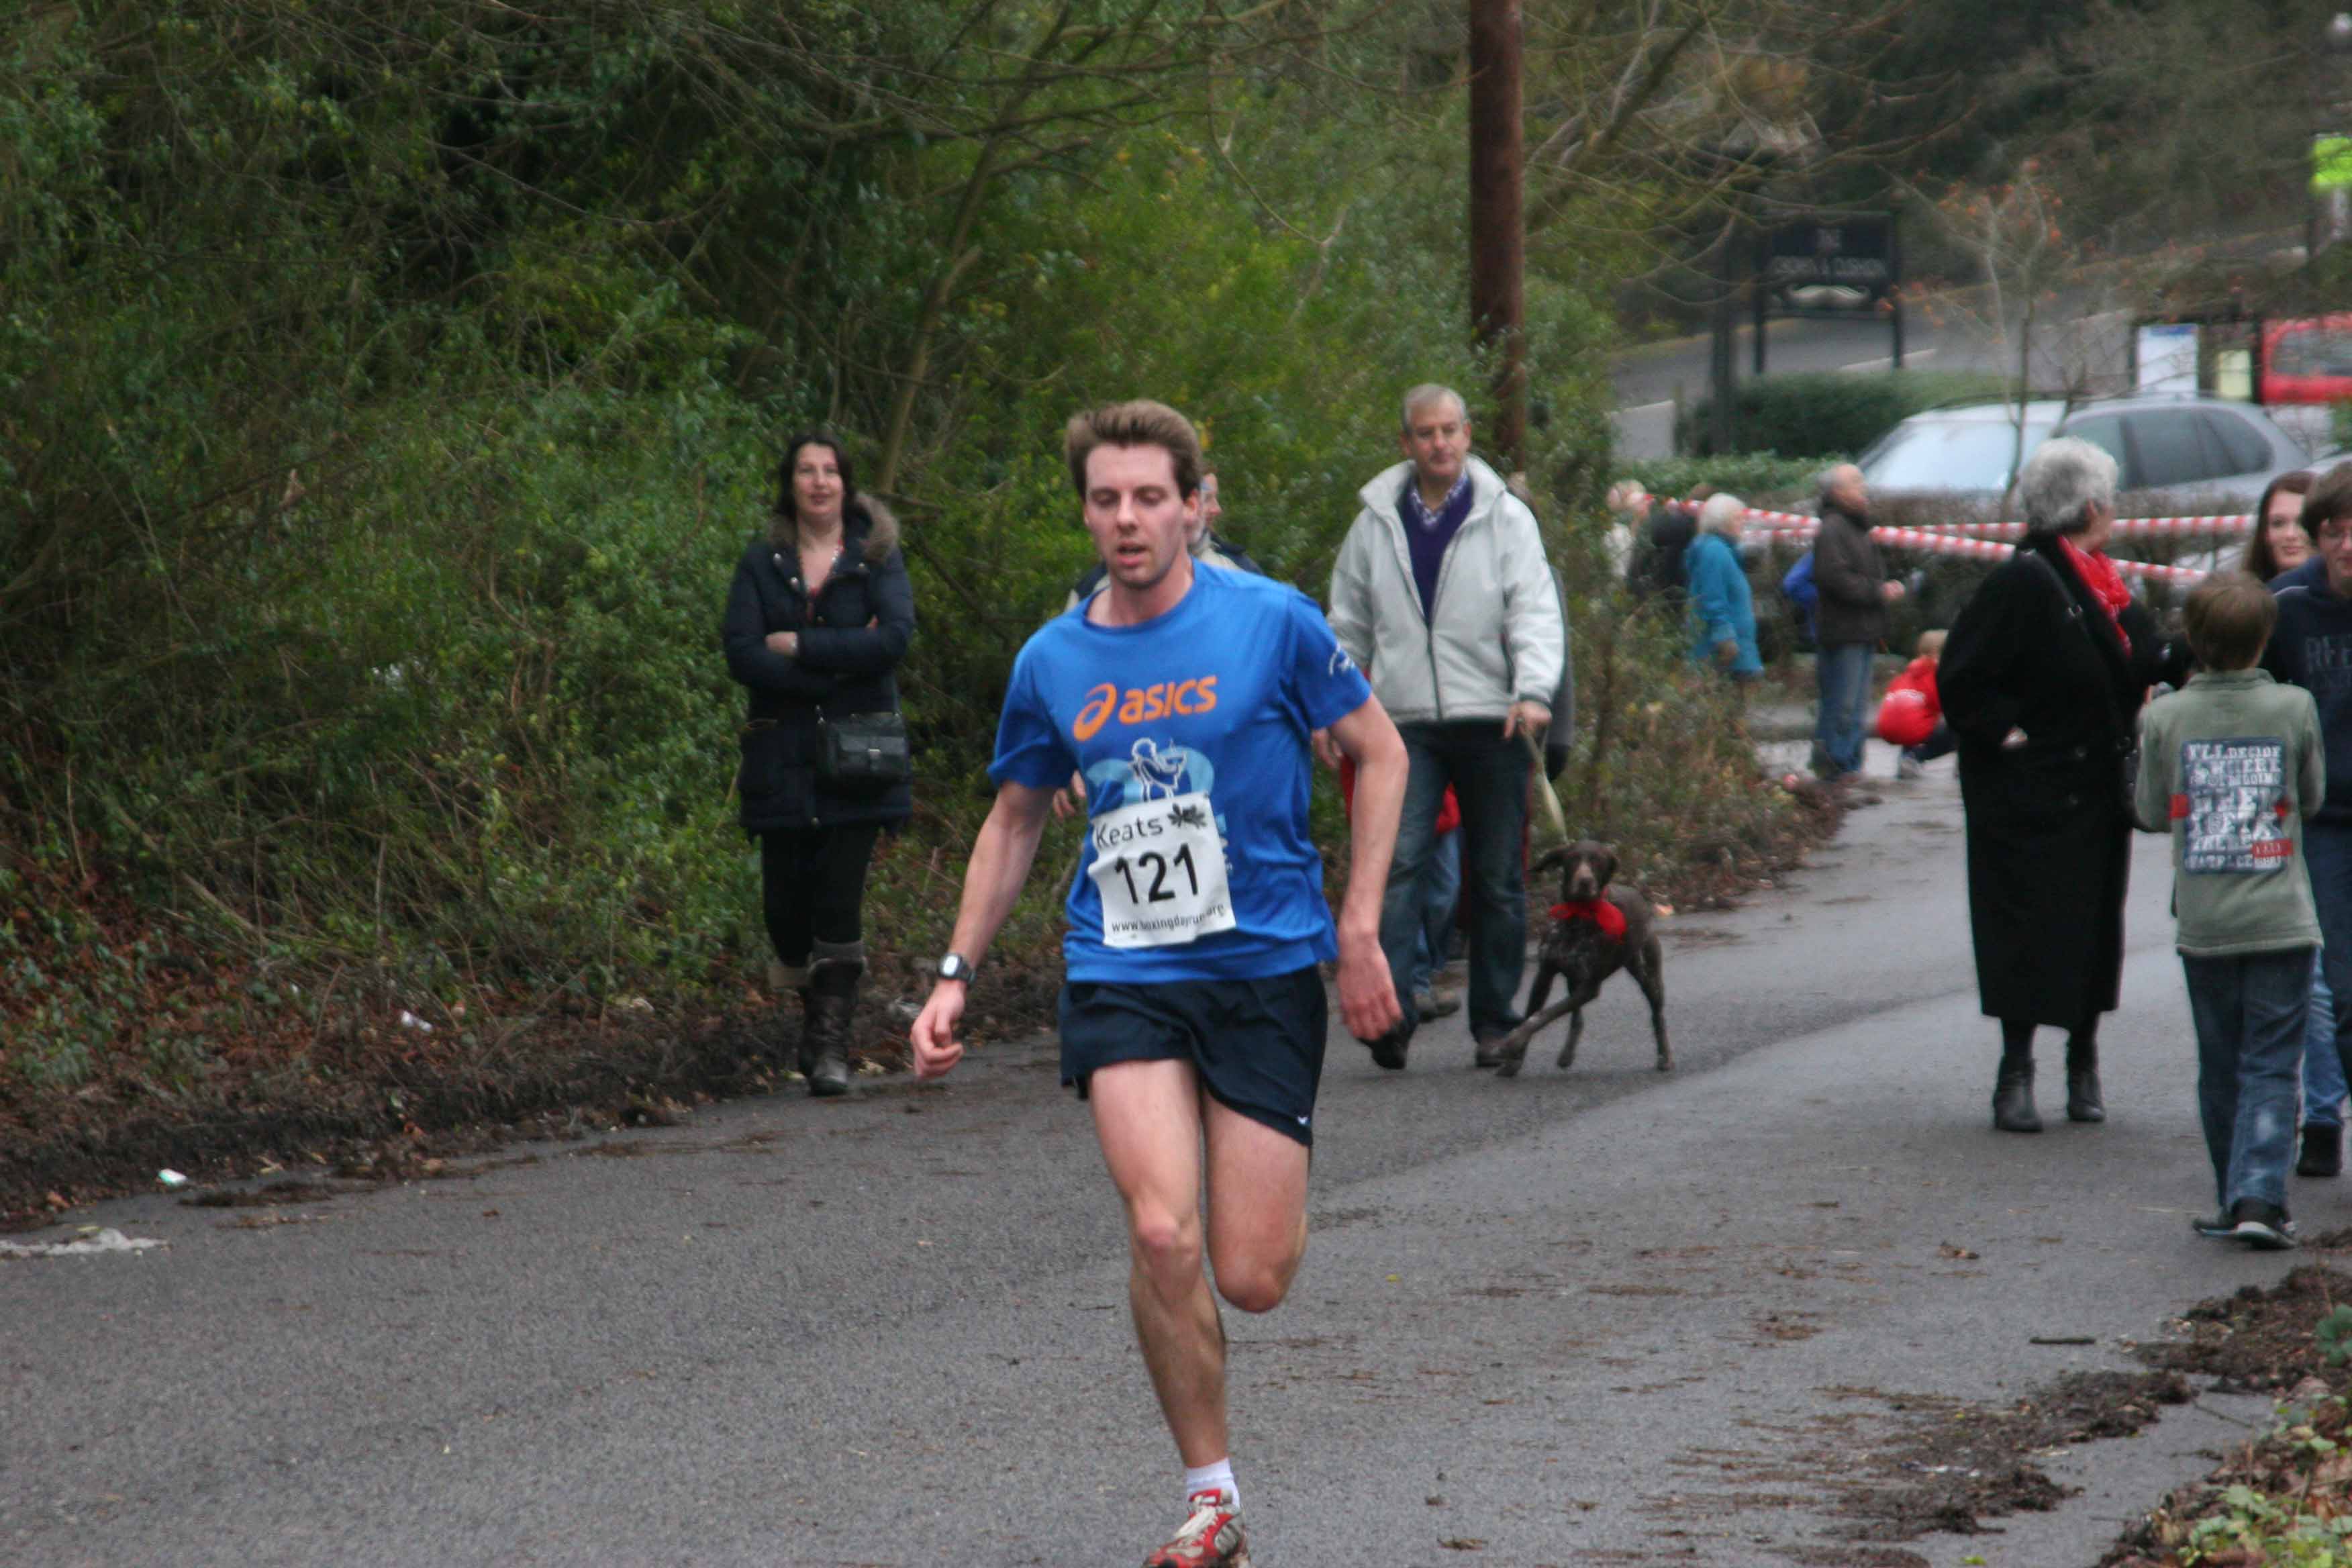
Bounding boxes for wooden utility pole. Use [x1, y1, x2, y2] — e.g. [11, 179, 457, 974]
[1467, 0, 1526, 471]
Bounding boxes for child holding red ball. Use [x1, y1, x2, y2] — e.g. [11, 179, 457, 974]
[1878, 629, 1955, 780]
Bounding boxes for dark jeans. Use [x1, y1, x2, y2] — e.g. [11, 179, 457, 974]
[760, 823, 881, 970]
[1410, 828, 1463, 995]
[1906, 720, 1957, 765]
[1814, 642, 1874, 777]
[2305, 821, 2352, 1104]
[2183, 949, 2312, 1212]
[1381, 722, 1530, 1040]
[2304, 952, 2344, 1130]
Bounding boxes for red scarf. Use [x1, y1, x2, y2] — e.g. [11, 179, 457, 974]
[1550, 899, 1627, 940]
[2057, 536, 2131, 656]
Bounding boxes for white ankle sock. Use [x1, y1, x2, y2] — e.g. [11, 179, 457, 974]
[1183, 1458, 1239, 1512]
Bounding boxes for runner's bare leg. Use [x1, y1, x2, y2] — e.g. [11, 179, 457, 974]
[1090, 1058, 1228, 1466]
[1202, 1095, 1311, 1314]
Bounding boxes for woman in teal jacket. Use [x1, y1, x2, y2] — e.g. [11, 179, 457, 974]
[1685, 493, 1761, 679]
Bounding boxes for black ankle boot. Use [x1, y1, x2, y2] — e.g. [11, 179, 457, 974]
[803, 988, 853, 1096]
[1992, 1052, 2043, 1133]
[2065, 1039, 2104, 1124]
[804, 943, 865, 1097]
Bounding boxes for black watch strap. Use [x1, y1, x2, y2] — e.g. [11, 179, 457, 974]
[937, 952, 977, 983]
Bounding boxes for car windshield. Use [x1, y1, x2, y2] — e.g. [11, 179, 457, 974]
[1859, 414, 2055, 491]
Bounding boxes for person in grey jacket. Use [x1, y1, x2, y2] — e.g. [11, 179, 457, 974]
[1811, 463, 1904, 779]
[1327, 383, 1567, 1068]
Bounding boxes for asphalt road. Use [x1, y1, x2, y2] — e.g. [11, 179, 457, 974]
[0, 739, 2317, 1567]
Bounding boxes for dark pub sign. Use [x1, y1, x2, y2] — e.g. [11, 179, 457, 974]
[1760, 216, 1898, 297]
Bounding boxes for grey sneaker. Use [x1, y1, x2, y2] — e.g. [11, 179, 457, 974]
[2229, 1199, 2300, 1251]
[1412, 988, 1461, 1018]
[2190, 1210, 2235, 1239]
[1896, 751, 1924, 781]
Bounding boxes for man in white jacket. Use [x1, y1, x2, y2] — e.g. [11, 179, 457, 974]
[1328, 384, 1567, 1068]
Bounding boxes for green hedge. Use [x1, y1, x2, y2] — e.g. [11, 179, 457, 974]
[1618, 454, 1836, 507]
[1678, 371, 2012, 458]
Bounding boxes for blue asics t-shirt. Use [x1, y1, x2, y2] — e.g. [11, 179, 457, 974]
[990, 566, 1373, 982]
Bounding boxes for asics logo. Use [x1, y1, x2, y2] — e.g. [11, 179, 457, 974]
[1072, 677, 1219, 741]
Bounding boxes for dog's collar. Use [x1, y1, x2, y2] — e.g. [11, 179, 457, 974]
[1550, 899, 1626, 940]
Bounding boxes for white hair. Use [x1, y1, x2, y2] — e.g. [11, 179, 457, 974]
[2017, 437, 2118, 535]
[1400, 383, 1467, 434]
[1697, 493, 1747, 537]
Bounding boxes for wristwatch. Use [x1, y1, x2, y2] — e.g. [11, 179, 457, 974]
[936, 952, 977, 984]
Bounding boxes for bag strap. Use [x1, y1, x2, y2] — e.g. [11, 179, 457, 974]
[2018, 548, 2132, 744]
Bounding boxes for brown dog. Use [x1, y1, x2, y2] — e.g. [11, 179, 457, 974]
[1489, 840, 1670, 1078]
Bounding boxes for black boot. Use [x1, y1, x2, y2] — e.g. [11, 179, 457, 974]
[803, 990, 853, 1096]
[804, 940, 864, 1097]
[789, 988, 814, 1076]
[2300, 1122, 2344, 1178]
[767, 959, 812, 1077]
[2064, 1036, 2105, 1124]
[1992, 1025, 2042, 1134]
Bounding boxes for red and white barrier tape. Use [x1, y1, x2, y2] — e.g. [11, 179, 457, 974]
[1613, 489, 2253, 540]
[1919, 515, 2253, 540]
[1747, 520, 2209, 584]
[1614, 490, 2233, 585]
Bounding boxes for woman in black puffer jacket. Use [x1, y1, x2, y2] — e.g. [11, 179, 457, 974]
[722, 432, 914, 1095]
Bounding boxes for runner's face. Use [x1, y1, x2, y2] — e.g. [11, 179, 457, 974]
[1400, 400, 1470, 491]
[1083, 444, 1197, 593]
[2268, 492, 2311, 571]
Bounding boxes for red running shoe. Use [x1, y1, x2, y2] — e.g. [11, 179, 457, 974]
[1142, 1488, 1251, 1567]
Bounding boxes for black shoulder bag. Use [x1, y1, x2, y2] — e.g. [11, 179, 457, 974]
[816, 709, 912, 793]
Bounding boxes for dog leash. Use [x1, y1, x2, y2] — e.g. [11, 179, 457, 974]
[1522, 730, 1569, 847]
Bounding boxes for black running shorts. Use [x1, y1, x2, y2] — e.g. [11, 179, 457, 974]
[1059, 965, 1329, 1146]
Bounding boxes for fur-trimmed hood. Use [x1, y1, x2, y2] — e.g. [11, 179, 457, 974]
[766, 496, 900, 562]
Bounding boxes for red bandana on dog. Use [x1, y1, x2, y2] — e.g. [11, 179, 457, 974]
[1550, 899, 1627, 940]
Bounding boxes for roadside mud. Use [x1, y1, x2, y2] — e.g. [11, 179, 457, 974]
[2104, 1264, 2352, 1565]
[1822, 1372, 2193, 1540]
[2133, 1262, 2352, 1394]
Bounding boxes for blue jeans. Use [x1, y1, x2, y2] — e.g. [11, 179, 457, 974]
[2184, 949, 2312, 1211]
[1814, 642, 1875, 777]
[1381, 722, 1530, 1041]
[1409, 830, 1463, 996]
[2304, 821, 2352, 1108]
[2306, 953, 2345, 1129]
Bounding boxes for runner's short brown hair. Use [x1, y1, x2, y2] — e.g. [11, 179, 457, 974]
[1064, 401, 1204, 500]
[2183, 572, 2277, 671]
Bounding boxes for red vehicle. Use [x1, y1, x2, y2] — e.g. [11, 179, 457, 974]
[2262, 314, 2352, 404]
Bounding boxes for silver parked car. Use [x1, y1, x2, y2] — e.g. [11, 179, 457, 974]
[1853, 393, 2312, 509]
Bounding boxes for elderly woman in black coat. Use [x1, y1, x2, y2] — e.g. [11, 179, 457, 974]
[722, 432, 914, 1095]
[1940, 437, 2189, 1133]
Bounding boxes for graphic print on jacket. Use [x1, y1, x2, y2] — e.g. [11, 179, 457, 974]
[2177, 738, 2293, 874]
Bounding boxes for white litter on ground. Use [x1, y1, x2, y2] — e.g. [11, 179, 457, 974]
[0, 1228, 167, 1260]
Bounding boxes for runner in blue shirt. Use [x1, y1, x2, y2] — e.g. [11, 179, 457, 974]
[911, 400, 1406, 1568]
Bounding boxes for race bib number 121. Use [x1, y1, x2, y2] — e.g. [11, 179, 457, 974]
[1086, 791, 1236, 948]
